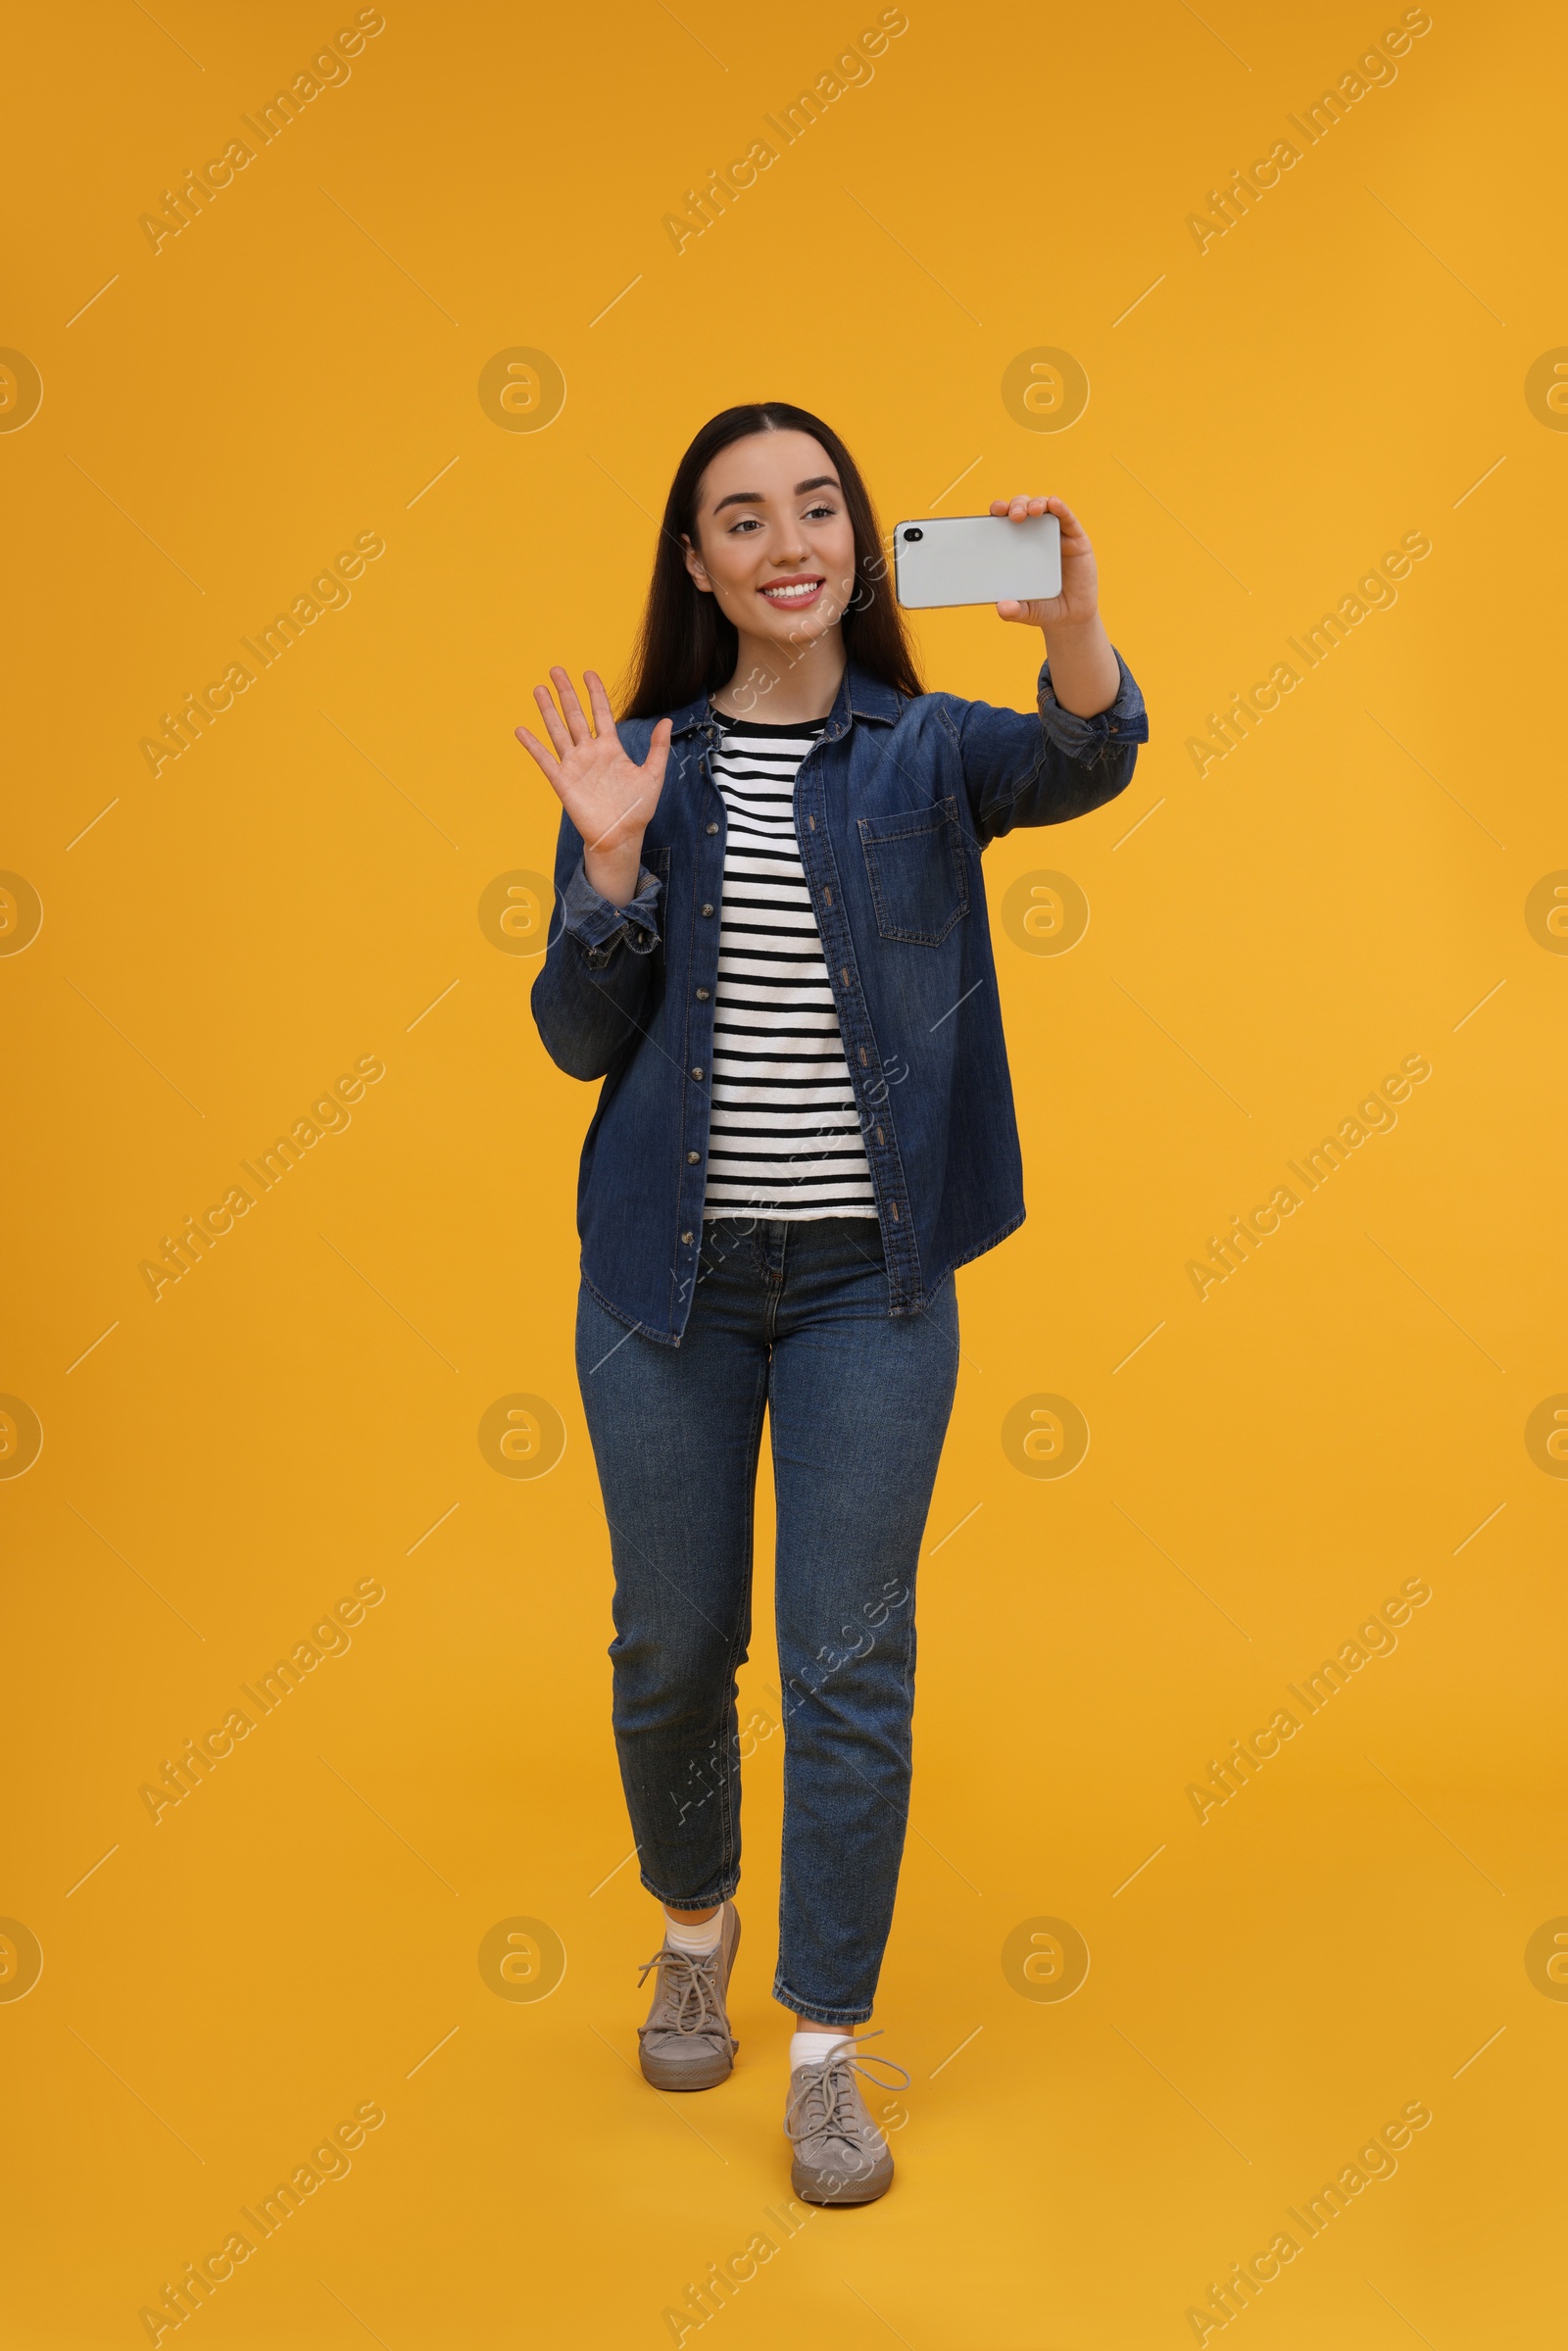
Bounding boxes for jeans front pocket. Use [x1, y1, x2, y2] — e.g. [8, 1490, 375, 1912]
[857, 799, 970, 947]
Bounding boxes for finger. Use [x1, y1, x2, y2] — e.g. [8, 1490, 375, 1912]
[532, 683, 573, 758]
[514, 723, 566, 792]
[643, 714, 673, 787]
[550, 664, 592, 746]
[583, 668, 617, 737]
[989, 498, 1009, 516]
[996, 598, 1025, 621]
[1009, 494, 1031, 521]
[1049, 496, 1087, 540]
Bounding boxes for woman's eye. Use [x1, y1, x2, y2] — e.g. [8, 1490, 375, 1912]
[804, 504, 834, 519]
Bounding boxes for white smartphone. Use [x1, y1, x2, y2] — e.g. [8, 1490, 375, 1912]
[892, 512, 1061, 610]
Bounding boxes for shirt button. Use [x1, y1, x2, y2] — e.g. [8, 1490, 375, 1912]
[692, 1066, 705, 1080]
[681, 1230, 694, 1245]
[706, 822, 718, 835]
[696, 987, 710, 1001]
[686, 1151, 700, 1164]
[702, 903, 715, 917]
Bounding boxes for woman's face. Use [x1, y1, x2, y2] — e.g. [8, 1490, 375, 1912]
[682, 430, 859, 653]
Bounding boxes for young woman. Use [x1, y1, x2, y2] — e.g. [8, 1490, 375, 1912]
[519, 402, 1147, 2205]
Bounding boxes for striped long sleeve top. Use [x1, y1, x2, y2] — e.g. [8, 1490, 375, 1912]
[700, 711, 878, 1221]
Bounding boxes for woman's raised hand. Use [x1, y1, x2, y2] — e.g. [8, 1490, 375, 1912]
[991, 493, 1101, 632]
[990, 494, 1120, 718]
[515, 667, 672, 907]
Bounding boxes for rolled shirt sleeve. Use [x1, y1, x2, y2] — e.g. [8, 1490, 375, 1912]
[560, 859, 662, 969]
[956, 646, 1148, 840]
[1036, 648, 1149, 760]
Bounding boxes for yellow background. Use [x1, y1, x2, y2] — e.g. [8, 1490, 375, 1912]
[6, 0, 1566, 2342]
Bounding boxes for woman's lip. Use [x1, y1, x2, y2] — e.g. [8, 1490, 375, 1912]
[760, 578, 824, 603]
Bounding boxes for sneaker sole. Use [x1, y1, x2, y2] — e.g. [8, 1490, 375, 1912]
[641, 2043, 737, 2091]
[790, 2154, 894, 2206]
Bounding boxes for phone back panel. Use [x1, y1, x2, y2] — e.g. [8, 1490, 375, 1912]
[892, 513, 1062, 609]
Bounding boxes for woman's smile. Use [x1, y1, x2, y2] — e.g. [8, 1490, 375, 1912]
[760, 576, 824, 607]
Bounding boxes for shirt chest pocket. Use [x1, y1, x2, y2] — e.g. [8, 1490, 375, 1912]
[857, 798, 970, 947]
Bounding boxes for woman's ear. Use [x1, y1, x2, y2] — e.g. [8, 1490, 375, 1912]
[681, 532, 713, 595]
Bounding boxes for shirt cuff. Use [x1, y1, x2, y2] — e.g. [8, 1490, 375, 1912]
[562, 858, 662, 964]
[1037, 647, 1149, 759]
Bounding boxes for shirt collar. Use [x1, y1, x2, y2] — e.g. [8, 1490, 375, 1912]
[667, 660, 904, 739]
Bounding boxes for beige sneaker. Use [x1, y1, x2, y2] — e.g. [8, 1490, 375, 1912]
[636, 1902, 741, 2090]
[784, 2033, 909, 2205]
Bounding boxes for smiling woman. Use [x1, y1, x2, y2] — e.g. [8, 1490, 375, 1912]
[514, 397, 1147, 2207]
[619, 404, 921, 743]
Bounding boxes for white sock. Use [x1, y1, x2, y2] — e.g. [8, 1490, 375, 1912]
[663, 1905, 723, 1955]
[790, 2029, 854, 2070]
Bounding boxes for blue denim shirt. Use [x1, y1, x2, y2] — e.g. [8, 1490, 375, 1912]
[531, 651, 1148, 1343]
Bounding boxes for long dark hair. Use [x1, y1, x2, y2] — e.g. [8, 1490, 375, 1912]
[619, 402, 923, 718]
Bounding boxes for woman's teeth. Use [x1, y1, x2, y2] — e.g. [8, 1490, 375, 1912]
[761, 580, 821, 602]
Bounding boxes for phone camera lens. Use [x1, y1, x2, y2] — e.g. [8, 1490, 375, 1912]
[904, 527, 923, 542]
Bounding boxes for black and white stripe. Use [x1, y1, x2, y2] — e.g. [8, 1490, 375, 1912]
[701, 713, 878, 1222]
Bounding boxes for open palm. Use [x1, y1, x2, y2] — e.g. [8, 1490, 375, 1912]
[515, 667, 671, 903]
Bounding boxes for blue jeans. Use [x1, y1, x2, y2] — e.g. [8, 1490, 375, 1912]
[575, 1217, 958, 2026]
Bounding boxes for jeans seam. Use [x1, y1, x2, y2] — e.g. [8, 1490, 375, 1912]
[713, 1354, 768, 1889]
[764, 1224, 783, 1341]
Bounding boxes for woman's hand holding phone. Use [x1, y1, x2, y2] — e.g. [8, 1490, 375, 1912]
[515, 667, 671, 907]
[991, 493, 1120, 720]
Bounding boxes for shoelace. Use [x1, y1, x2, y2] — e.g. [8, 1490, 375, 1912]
[784, 2031, 911, 2151]
[636, 1942, 726, 2038]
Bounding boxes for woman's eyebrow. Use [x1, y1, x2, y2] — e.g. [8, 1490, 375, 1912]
[710, 474, 841, 515]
